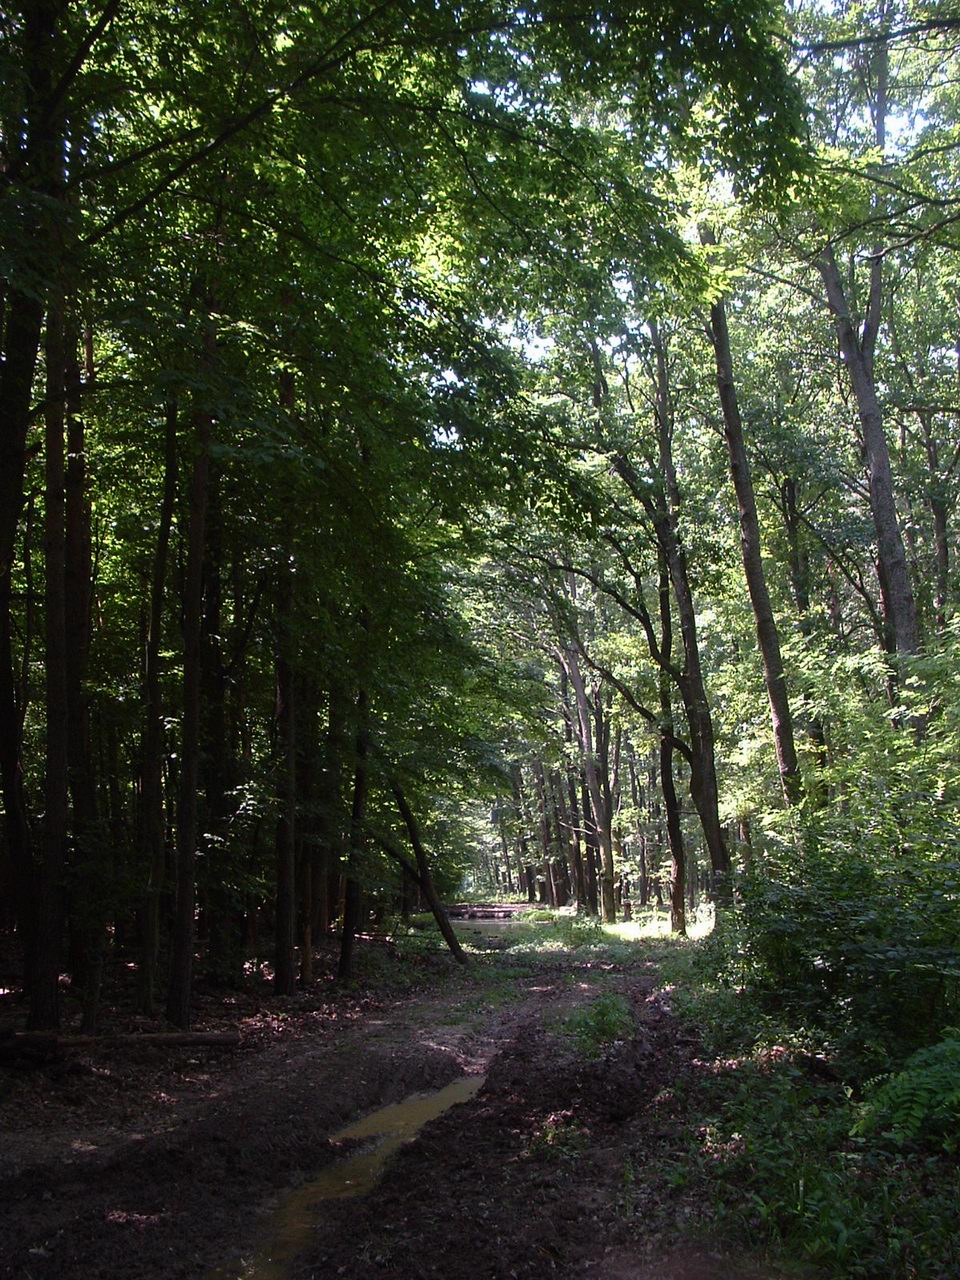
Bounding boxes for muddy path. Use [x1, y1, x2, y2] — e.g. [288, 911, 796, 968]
[1, 932, 792, 1280]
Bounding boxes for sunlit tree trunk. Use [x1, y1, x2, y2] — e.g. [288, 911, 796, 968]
[699, 301, 802, 804]
[531, 759, 557, 907]
[627, 746, 649, 907]
[816, 44, 920, 664]
[819, 247, 920, 659]
[612, 455, 731, 891]
[562, 644, 616, 922]
[391, 783, 468, 965]
[657, 551, 686, 936]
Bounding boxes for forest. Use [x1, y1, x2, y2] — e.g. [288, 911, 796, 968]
[1, 2, 959, 1278]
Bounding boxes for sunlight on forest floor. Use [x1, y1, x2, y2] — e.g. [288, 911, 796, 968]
[607, 906, 716, 943]
[441, 903, 716, 963]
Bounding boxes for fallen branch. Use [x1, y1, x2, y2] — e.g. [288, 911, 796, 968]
[0, 1029, 240, 1060]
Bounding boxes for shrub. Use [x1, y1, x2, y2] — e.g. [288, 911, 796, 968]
[854, 1031, 960, 1154]
[563, 993, 634, 1058]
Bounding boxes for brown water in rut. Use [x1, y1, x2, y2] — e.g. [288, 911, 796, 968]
[215, 1075, 485, 1280]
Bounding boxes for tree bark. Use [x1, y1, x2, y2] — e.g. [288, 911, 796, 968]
[337, 685, 368, 982]
[531, 759, 557, 907]
[166, 313, 216, 1029]
[64, 317, 103, 1031]
[562, 644, 615, 921]
[626, 746, 649, 907]
[200, 467, 243, 987]
[496, 802, 515, 894]
[781, 476, 828, 772]
[138, 398, 178, 1014]
[918, 411, 950, 631]
[580, 774, 600, 915]
[814, 43, 919, 663]
[314, 688, 347, 939]
[818, 247, 920, 658]
[391, 783, 468, 965]
[656, 550, 686, 935]
[1, 0, 65, 1003]
[274, 556, 297, 996]
[700, 301, 802, 804]
[31, 285, 69, 1030]
[296, 675, 320, 982]
[612, 454, 731, 888]
[550, 769, 579, 909]
[511, 763, 538, 903]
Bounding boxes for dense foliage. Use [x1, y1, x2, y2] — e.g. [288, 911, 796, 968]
[2, 2, 960, 1270]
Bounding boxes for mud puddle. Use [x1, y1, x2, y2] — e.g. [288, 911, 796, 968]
[215, 1075, 485, 1280]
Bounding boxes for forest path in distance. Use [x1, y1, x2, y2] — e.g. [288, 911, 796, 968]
[1, 915, 803, 1280]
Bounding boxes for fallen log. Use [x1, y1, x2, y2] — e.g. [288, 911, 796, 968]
[0, 1029, 240, 1062]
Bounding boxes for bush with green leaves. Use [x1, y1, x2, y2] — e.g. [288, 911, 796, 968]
[679, 1056, 960, 1279]
[710, 812, 960, 1066]
[563, 993, 634, 1058]
[554, 913, 604, 947]
[707, 636, 960, 1065]
[654, 936, 960, 1280]
[854, 1031, 960, 1154]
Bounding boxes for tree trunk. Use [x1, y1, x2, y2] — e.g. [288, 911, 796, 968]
[781, 477, 828, 772]
[1, 0, 64, 1006]
[274, 557, 297, 996]
[701, 300, 802, 804]
[531, 759, 556, 907]
[314, 688, 346, 939]
[818, 247, 919, 657]
[391, 783, 468, 964]
[655, 549, 686, 935]
[200, 468, 243, 987]
[918, 412, 950, 631]
[138, 399, 177, 1014]
[296, 676, 320, 982]
[627, 746, 649, 907]
[31, 286, 69, 1030]
[613, 454, 731, 889]
[581, 774, 600, 915]
[559, 671, 588, 909]
[64, 318, 103, 1032]
[166, 313, 216, 1030]
[511, 763, 540, 904]
[337, 686, 368, 982]
[562, 645, 615, 921]
[496, 803, 515, 894]
[594, 689, 617, 922]
[551, 770, 580, 910]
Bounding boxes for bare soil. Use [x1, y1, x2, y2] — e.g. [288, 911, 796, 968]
[0, 930, 796, 1280]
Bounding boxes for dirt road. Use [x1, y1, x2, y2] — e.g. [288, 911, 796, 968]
[0, 929, 789, 1280]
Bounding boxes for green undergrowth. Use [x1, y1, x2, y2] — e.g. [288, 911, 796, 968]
[562, 992, 634, 1058]
[525, 1113, 589, 1161]
[390, 906, 664, 1027]
[373, 906, 958, 1277]
[652, 939, 960, 1280]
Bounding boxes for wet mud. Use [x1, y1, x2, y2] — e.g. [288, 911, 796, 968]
[1, 934, 794, 1280]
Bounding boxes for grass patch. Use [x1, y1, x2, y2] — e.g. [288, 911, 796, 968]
[525, 1112, 588, 1161]
[563, 992, 634, 1059]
